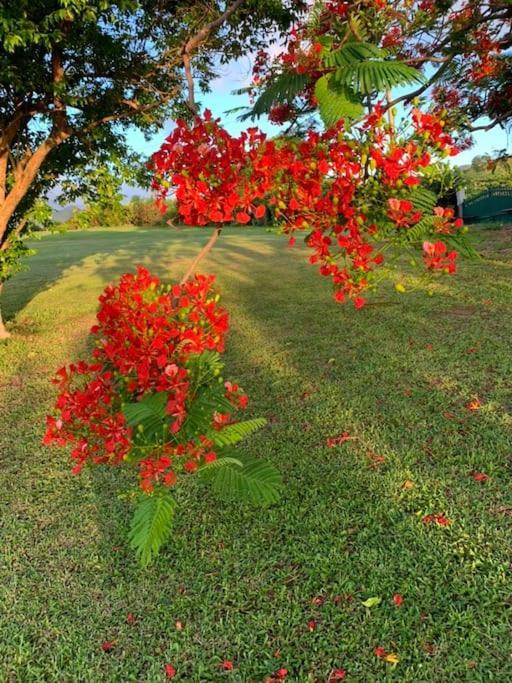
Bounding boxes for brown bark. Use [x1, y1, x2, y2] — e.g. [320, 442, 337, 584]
[0, 132, 69, 243]
[180, 227, 222, 284]
[183, 0, 247, 112]
[0, 283, 9, 340]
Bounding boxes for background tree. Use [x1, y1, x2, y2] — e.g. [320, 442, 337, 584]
[0, 0, 305, 338]
[238, 0, 511, 139]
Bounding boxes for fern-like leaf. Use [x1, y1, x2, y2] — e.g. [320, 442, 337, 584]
[408, 187, 438, 213]
[123, 392, 168, 441]
[240, 71, 311, 120]
[444, 234, 481, 260]
[128, 492, 176, 567]
[323, 42, 387, 68]
[185, 351, 223, 394]
[334, 60, 424, 94]
[314, 75, 364, 126]
[200, 454, 282, 507]
[178, 383, 233, 443]
[211, 418, 267, 447]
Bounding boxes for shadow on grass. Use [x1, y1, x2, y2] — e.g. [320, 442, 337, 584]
[2, 227, 276, 323]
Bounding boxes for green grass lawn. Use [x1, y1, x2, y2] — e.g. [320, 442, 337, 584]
[1, 225, 511, 682]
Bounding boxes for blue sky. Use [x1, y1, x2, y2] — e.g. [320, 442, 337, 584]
[126, 56, 511, 176]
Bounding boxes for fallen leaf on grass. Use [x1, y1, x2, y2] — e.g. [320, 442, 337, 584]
[362, 596, 381, 608]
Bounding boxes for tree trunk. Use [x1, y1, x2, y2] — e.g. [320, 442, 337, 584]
[0, 283, 10, 340]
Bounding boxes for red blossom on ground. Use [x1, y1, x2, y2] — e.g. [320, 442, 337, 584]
[329, 669, 347, 681]
[101, 641, 115, 652]
[471, 471, 489, 482]
[311, 595, 325, 605]
[326, 432, 353, 447]
[422, 513, 451, 526]
[126, 612, 136, 624]
[165, 664, 177, 678]
[392, 594, 404, 606]
[468, 398, 481, 411]
[222, 660, 234, 671]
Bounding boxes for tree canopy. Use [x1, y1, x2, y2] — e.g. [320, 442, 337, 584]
[0, 0, 304, 273]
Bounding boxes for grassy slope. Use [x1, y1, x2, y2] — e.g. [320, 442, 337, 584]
[0, 226, 511, 682]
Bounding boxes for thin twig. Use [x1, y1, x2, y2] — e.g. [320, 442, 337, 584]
[180, 227, 222, 284]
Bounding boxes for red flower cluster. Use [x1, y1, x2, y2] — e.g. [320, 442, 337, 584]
[44, 267, 248, 491]
[152, 104, 464, 307]
[422, 241, 458, 273]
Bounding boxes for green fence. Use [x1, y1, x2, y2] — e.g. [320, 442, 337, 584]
[463, 187, 512, 222]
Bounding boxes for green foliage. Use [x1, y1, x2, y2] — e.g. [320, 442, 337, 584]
[333, 60, 423, 94]
[123, 393, 169, 449]
[128, 492, 176, 568]
[240, 70, 311, 120]
[314, 75, 364, 126]
[240, 34, 422, 125]
[459, 156, 512, 199]
[200, 453, 283, 507]
[323, 41, 386, 68]
[0, 237, 36, 284]
[210, 418, 268, 447]
[2, 227, 512, 679]
[0, 0, 302, 279]
[119, 350, 277, 564]
[408, 187, 438, 214]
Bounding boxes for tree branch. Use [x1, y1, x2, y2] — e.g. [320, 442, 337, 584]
[384, 57, 454, 111]
[180, 227, 222, 284]
[182, 0, 247, 112]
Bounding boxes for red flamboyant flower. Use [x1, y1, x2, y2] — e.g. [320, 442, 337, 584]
[152, 97, 465, 309]
[471, 471, 489, 482]
[392, 594, 404, 606]
[222, 660, 234, 671]
[44, 268, 249, 494]
[422, 241, 457, 273]
[422, 513, 451, 526]
[165, 663, 177, 678]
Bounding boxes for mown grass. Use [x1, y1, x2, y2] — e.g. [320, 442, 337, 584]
[1, 225, 511, 682]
